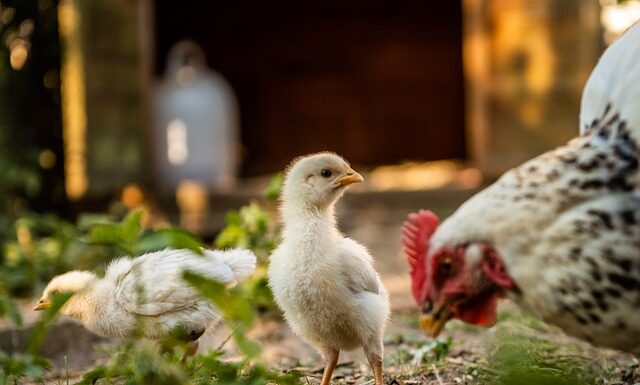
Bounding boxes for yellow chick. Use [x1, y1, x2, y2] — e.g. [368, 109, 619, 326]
[35, 248, 256, 350]
[268, 152, 389, 385]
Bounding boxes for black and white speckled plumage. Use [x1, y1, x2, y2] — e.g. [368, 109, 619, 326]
[430, 22, 640, 353]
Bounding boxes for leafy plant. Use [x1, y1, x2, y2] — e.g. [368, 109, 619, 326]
[214, 174, 284, 314]
[476, 328, 602, 385]
[0, 294, 22, 327]
[215, 173, 283, 260]
[0, 213, 95, 297]
[215, 201, 277, 260]
[79, 342, 301, 385]
[0, 292, 69, 385]
[88, 210, 204, 256]
[0, 351, 51, 385]
[72, 210, 300, 385]
[0, 174, 290, 384]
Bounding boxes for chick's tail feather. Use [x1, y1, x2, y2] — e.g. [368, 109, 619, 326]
[205, 248, 257, 282]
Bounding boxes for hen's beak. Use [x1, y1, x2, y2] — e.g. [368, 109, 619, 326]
[419, 298, 455, 337]
[33, 298, 51, 311]
[336, 169, 364, 186]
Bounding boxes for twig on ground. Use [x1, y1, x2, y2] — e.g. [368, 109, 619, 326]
[432, 364, 444, 385]
[216, 323, 242, 350]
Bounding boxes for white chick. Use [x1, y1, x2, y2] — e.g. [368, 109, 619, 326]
[35, 248, 256, 350]
[268, 152, 390, 385]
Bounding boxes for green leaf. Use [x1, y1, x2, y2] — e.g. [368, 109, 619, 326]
[0, 294, 23, 327]
[239, 202, 269, 233]
[225, 211, 242, 226]
[77, 366, 107, 385]
[182, 271, 260, 358]
[27, 291, 72, 354]
[135, 229, 204, 255]
[262, 172, 284, 201]
[121, 210, 143, 244]
[215, 224, 249, 249]
[0, 352, 51, 382]
[182, 272, 253, 326]
[87, 210, 144, 255]
[76, 213, 115, 231]
[88, 223, 125, 245]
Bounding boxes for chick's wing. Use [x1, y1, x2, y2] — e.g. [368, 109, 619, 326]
[337, 238, 381, 295]
[113, 250, 216, 316]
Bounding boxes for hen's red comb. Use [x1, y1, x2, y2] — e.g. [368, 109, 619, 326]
[402, 210, 440, 304]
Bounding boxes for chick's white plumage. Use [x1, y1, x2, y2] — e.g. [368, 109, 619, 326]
[36, 248, 256, 342]
[268, 153, 389, 385]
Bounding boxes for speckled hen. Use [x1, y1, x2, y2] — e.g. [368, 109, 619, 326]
[403, 22, 640, 354]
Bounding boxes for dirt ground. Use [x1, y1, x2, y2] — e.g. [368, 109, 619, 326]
[13, 290, 634, 385]
[3, 190, 639, 384]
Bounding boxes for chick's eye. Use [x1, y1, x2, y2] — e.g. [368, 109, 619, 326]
[51, 290, 59, 295]
[438, 257, 454, 276]
[320, 168, 332, 178]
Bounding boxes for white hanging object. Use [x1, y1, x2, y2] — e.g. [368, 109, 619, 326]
[153, 40, 239, 192]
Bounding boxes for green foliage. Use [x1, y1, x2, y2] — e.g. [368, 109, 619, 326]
[0, 294, 22, 327]
[88, 210, 204, 256]
[0, 213, 101, 298]
[76, 268, 301, 385]
[0, 351, 51, 385]
[214, 174, 283, 314]
[26, 291, 72, 354]
[476, 329, 601, 385]
[136, 229, 204, 255]
[408, 337, 452, 366]
[0, 210, 207, 299]
[0, 175, 289, 384]
[262, 172, 284, 201]
[87, 210, 144, 255]
[78, 342, 301, 385]
[215, 202, 276, 259]
[215, 173, 283, 259]
[0, 290, 69, 385]
[77, 341, 189, 385]
[182, 272, 261, 358]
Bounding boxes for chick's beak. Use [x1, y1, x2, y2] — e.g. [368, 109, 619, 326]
[336, 169, 364, 186]
[419, 298, 455, 337]
[33, 298, 51, 311]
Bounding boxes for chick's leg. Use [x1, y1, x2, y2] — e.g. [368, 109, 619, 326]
[364, 340, 384, 385]
[319, 348, 339, 385]
[186, 340, 199, 356]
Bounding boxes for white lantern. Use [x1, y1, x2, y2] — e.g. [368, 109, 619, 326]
[153, 40, 239, 192]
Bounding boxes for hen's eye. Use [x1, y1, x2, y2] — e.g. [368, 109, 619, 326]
[51, 290, 59, 295]
[439, 257, 454, 276]
[320, 169, 332, 178]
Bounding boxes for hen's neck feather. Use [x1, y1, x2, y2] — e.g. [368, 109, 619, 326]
[434, 120, 637, 258]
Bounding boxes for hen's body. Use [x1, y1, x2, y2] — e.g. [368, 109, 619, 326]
[433, 133, 640, 351]
[421, 23, 640, 353]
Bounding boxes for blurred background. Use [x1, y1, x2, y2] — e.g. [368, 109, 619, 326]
[1, 0, 639, 239]
[2, 1, 640, 377]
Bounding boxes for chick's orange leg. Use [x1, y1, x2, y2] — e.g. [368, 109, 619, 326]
[320, 348, 339, 385]
[186, 340, 199, 356]
[365, 341, 384, 385]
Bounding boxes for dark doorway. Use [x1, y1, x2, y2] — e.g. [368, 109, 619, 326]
[155, 1, 465, 175]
